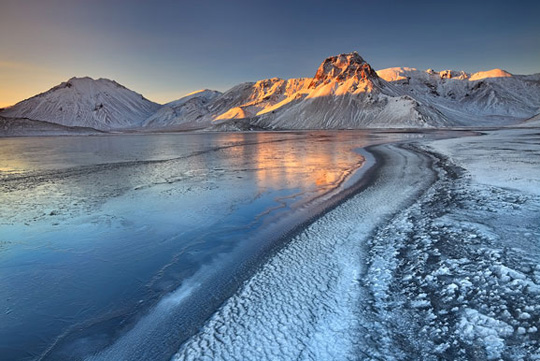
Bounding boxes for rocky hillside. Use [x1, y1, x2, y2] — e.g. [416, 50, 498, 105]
[376, 67, 540, 126]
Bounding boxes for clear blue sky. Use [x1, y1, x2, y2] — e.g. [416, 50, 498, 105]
[1, 0, 539, 107]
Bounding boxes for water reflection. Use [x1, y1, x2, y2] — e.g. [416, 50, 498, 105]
[0, 131, 370, 360]
[0, 132, 367, 228]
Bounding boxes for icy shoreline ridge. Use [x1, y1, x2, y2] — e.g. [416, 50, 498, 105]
[1, 51, 540, 133]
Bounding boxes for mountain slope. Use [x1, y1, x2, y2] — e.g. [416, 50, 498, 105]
[520, 113, 540, 127]
[144, 77, 316, 130]
[144, 89, 221, 129]
[0, 116, 102, 136]
[211, 77, 312, 121]
[0, 77, 160, 130]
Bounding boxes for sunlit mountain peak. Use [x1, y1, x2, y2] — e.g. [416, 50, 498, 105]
[469, 69, 513, 81]
[309, 52, 379, 89]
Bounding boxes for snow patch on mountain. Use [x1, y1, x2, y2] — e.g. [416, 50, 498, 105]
[469, 69, 512, 81]
[521, 113, 540, 127]
[0, 77, 160, 130]
[212, 77, 311, 120]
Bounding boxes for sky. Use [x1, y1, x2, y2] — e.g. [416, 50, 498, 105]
[1, 0, 539, 107]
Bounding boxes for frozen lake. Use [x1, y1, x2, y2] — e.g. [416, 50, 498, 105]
[0, 130, 440, 360]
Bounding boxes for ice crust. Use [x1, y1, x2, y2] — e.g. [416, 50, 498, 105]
[0, 131, 373, 361]
[3, 129, 539, 360]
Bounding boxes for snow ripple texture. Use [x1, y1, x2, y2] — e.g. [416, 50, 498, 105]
[173, 144, 436, 361]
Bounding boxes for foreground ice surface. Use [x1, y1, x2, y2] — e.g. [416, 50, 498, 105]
[174, 129, 540, 361]
[2, 131, 439, 360]
[0, 132, 365, 360]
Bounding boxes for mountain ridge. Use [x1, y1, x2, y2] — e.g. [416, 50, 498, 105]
[375, 66, 540, 125]
[1, 52, 539, 133]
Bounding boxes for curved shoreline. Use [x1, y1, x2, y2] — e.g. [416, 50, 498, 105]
[170, 142, 439, 360]
[15, 132, 372, 361]
[38, 132, 463, 361]
[23, 129, 539, 360]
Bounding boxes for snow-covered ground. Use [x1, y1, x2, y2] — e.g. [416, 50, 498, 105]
[365, 130, 540, 360]
[172, 141, 437, 361]
[173, 128, 540, 360]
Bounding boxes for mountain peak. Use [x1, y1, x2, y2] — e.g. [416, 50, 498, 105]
[52, 76, 123, 92]
[309, 52, 378, 88]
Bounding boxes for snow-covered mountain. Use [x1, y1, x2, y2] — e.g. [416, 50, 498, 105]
[148, 52, 540, 130]
[145, 77, 316, 129]
[0, 77, 160, 130]
[376, 67, 540, 126]
[209, 77, 312, 122]
[250, 53, 449, 129]
[2, 53, 539, 133]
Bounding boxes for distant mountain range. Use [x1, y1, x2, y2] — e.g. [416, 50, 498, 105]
[1, 52, 539, 134]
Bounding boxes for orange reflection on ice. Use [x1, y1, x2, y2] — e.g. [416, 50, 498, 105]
[245, 132, 364, 192]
